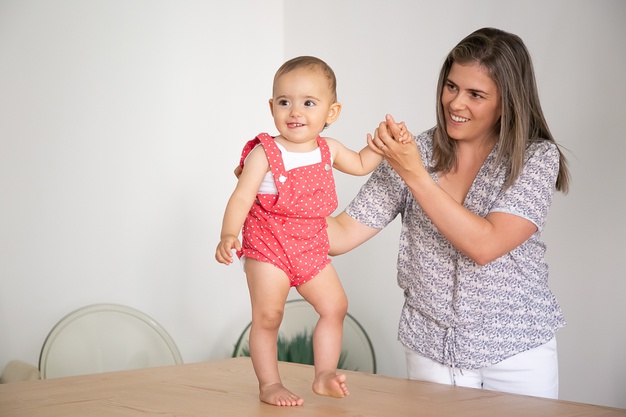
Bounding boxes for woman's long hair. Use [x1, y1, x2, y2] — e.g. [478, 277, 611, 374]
[433, 27, 570, 192]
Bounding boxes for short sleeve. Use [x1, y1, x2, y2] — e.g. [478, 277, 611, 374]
[345, 159, 406, 229]
[490, 141, 560, 231]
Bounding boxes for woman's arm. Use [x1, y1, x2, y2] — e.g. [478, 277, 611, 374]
[327, 212, 380, 256]
[372, 115, 537, 265]
[400, 174, 536, 265]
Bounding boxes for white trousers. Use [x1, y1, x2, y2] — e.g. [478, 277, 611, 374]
[404, 338, 559, 399]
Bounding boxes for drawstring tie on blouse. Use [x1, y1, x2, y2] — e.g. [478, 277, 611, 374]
[443, 327, 462, 385]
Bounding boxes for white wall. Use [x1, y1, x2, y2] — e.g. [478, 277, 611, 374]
[0, 0, 283, 374]
[1, 0, 624, 409]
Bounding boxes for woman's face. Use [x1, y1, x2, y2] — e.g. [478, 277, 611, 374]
[441, 62, 501, 144]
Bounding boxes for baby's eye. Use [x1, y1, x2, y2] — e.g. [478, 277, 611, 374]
[278, 99, 289, 106]
[304, 100, 316, 107]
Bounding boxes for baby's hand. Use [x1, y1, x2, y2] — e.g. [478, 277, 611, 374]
[396, 122, 411, 144]
[215, 235, 241, 265]
[384, 115, 411, 144]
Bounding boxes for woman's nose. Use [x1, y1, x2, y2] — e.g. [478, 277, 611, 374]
[449, 93, 465, 109]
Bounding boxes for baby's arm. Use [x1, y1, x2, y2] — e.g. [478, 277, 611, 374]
[325, 137, 383, 176]
[215, 146, 268, 265]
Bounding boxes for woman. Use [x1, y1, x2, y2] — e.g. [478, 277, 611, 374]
[329, 27, 570, 398]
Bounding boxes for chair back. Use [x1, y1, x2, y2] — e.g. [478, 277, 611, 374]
[39, 303, 182, 379]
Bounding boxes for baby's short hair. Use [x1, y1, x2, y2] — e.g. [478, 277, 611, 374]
[274, 56, 337, 102]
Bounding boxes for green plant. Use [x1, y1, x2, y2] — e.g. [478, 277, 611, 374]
[240, 329, 348, 369]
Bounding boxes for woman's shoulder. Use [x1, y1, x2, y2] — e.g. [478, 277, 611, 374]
[414, 127, 436, 148]
[415, 126, 436, 140]
[526, 138, 560, 161]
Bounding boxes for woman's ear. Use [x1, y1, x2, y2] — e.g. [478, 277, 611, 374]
[325, 102, 342, 125]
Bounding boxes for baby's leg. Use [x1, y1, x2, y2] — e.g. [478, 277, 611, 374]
[245, 259, 304, 406]
[297, 264, 350, 398]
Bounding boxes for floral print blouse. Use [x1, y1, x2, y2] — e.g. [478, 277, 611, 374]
[345, 127, 565, 369]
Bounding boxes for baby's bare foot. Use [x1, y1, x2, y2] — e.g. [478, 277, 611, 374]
[259, 383, 304, 406]
[312, 371, 349, 398]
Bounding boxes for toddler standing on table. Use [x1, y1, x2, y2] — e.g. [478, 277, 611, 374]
[215, 56, 391, 406]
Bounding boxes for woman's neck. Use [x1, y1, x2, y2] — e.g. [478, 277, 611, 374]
[438, 140, 495, 204]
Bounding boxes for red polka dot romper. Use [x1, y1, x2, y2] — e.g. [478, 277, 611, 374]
[238, 133, 338, 287]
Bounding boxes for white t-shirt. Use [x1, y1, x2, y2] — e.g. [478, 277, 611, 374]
[254, 141, 323, 194]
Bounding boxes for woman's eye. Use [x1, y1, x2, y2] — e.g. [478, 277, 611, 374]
[446, 82, 457, 91]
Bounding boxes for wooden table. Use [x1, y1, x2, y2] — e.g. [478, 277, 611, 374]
[1, 357, 624, 416]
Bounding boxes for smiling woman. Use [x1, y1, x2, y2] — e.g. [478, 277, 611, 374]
[327, 27, 570, 400]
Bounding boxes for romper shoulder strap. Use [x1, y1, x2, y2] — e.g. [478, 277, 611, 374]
[256, 133, 285, 177]
[239, 133, 285, 175]
[317, 136, 333, 168]
[238, 137, 259, 169]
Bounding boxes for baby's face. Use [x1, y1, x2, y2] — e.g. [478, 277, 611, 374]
[269, 68, 339, 150]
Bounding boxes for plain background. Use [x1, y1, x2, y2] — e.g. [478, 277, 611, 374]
[1, 0, 624, 409]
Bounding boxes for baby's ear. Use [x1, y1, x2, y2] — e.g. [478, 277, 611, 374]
[326, 102, 342, 125]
